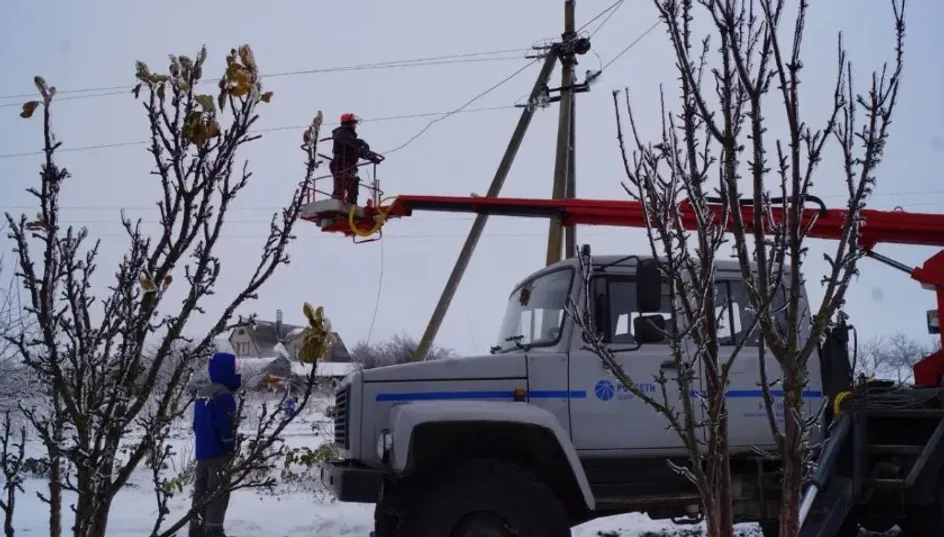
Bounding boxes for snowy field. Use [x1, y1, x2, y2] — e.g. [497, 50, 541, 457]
[4, 393, 892, 537]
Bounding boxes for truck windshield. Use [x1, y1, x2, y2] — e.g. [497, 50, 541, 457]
[494, 268, 574, 353]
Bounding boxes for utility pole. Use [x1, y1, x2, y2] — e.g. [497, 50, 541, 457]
[411, 54, 558, 362]
[564, 77, 577, 258]
[545, 0, 577, 267]
[411, 1, 593, 362]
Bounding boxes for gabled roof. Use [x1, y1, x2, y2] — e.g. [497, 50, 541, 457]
[232, 318, 352, 362]
[243, 320, 304, 353]
[328, 335, 352, 362]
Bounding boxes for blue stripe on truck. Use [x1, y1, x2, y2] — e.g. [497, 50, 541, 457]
[726, 389, 823, 399]
[375, 390, 588, 402]
[374, 388, 823, 402]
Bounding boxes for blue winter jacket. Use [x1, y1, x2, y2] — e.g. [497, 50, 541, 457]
[193, 352, 242, 461]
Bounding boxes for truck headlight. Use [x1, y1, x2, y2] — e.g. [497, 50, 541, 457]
[376, 429, 393, 463]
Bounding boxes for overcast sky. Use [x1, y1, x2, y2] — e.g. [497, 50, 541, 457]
[1, 0, 942, 356]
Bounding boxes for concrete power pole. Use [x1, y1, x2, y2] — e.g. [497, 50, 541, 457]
[411, 1, 591, 362]
[410, 54, 558, 362]
[546, 0, 577, 266]
[565, 77, 577, 258]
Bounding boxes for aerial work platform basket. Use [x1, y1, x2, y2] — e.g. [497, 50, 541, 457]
[298, 156, 401, 243]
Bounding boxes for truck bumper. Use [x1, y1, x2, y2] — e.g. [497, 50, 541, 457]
[320, 460, 385, 503]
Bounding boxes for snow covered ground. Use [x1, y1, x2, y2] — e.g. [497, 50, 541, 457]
[10, 479, 769, 537]
[4, 393, 889, 536]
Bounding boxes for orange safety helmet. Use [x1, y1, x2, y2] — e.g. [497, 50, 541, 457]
[339, 112, 360, 125]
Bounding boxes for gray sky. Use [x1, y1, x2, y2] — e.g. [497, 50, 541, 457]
[1, 0, 942, 355]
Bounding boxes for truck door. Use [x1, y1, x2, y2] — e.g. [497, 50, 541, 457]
[568, 272, 690, 452]
[710, 276, 790, 450]
[494, 267, 575, 436]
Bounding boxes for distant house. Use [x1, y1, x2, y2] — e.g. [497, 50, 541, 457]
[228, 309, 351, 363]
[226, 309, 355, 391]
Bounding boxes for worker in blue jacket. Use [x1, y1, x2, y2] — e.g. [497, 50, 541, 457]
[189, 352, 241, 537]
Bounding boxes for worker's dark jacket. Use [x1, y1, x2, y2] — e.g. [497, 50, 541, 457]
[193, 352, 241, 461]
[330, 125, 371, 173]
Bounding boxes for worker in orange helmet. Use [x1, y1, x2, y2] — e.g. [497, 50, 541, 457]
[329, 113, 375, 205]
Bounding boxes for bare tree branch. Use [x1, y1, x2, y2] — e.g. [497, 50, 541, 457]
[597, 1, 907, 535]
[3, 44, 320, 537]
[0, 411, 27, 537]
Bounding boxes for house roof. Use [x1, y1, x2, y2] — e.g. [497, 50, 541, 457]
[231, 318, 352, 362]
[244, 320, 304, 352]
[237, 356, 358, 379]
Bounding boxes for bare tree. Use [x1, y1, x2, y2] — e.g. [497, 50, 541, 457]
[0, 251, 29, 411]
[857, 332, 936, 384]
[0, 411, 27, 537]
[350, 332, 456, 369]
[3, 45, 330, 537]
[572, 80, 764, 535]
[603, 1, 906, 536]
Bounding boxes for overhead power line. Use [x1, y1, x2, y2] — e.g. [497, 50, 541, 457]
[1, 194, 940, 214]
[3, 205, 939, 242]
[580, 0, 626, 37]
[601, 20, 661, 72]
[0, 104, 516, 160]
[0, 229, 670, 242]
[0, 49, 529, 106]
[382, 58, 540, 155]
[0, 18, 667, 164]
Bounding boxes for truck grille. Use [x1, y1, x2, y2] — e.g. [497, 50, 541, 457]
[334, 385, 350, 448]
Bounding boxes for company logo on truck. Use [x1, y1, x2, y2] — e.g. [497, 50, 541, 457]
[594, 379, 656, 401]
[594, 380, 617, 400]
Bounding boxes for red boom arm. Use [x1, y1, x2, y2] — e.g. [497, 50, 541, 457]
[309, 194, 944, 386]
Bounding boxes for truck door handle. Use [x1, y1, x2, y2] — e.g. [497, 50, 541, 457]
[660, 360, 676, 370]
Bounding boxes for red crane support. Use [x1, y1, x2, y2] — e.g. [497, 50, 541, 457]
[304, 194, 944, 387]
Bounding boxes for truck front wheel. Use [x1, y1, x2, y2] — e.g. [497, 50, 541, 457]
[395, 459, 570, 537]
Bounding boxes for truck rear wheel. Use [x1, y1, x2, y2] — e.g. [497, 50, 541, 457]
[395, 459, 570, 537]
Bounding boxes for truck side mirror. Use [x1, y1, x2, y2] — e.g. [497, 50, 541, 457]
[636, 259, 662, 313]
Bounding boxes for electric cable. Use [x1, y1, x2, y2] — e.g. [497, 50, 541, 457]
[380, 57, 541, 155]
[584, 0, 626, 38]
[364, 234, 385, 347]
[0, 229, 650, 241]
[859, 384, 941, 410]
[577, 0, 624, 33]
[0, 104, 517, 160]
[527, 0, 625, 49]
[0, 22, 657, 160]
[600, 19, 661, 73]
[3, 191, 939, 211]
[0, 49, 530, 104]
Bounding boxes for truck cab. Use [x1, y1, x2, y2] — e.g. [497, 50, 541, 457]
[322, 254, 823, 537]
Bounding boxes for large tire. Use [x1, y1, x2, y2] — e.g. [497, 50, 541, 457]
[374, 500, 395, 537]
[395, 459, 570, 537]
[373, 480, 398, 537]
